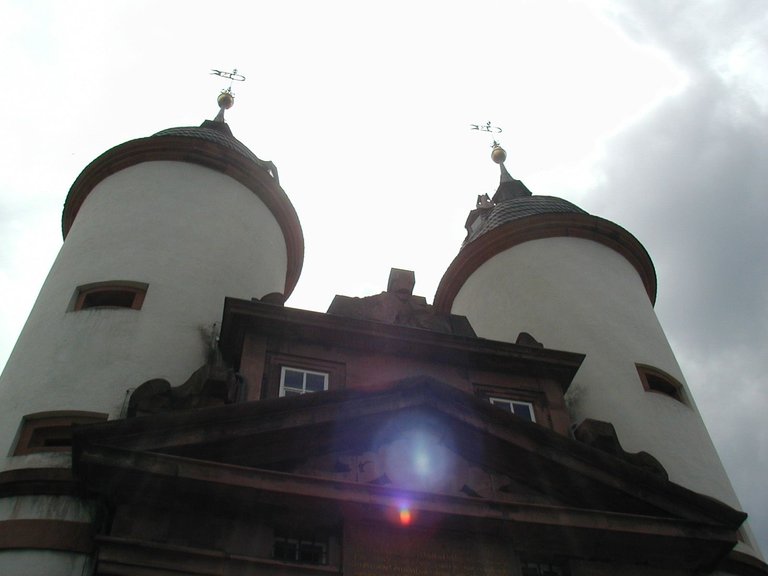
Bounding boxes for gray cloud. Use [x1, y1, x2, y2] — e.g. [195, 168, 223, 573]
[593, 0, 768, 553]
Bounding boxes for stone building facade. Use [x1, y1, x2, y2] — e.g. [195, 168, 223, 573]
[0, 102, 764, 575]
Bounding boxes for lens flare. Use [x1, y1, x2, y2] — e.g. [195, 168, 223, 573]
[414, 450, 431, 476]
[399, 507, 412, 526]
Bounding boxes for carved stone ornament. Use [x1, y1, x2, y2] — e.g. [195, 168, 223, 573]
[574, 418, 668, 479]
[128, 362, 242, 417]
[327, 268, 476, 336]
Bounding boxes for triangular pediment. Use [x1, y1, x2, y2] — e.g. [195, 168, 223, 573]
[72, 376, 744, 531]
[279, 420, 564, 506]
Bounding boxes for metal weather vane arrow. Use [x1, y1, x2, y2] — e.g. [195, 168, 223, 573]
[210, 68, 246, 122]
[211, 68, 246, 93]
[470, 121, 503, 134]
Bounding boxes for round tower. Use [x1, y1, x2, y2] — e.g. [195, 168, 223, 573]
[0, 95, 303, 574]
[435, 145, 761, 560]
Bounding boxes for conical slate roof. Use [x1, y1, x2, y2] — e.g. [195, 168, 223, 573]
[154, 120, 279, 183]
[462, 156, 588, 247]
[438, 157, 658, 310]
[465, 195, 587, 246]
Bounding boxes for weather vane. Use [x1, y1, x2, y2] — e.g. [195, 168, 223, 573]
[211, 68, 246, 94]
[470, 121, 503, 135]
[470, 121, 504, 149]
[211, 68, 246, 122]
[471, 121, 508, 168]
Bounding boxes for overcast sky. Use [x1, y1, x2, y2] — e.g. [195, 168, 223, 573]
[1, 0, 766, 555]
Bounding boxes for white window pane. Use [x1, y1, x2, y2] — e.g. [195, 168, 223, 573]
[512, 402, 535, 422]
[490, 398, 513, 412]
[280, 366, 329, 397]
[489, 397, 536, 423]
[305, 373, 327, 392]
[283, 369, 304, 389]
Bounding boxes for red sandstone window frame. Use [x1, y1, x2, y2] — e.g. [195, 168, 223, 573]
[636, 364, 686, 404]
[72, 281, 148, 311]
[11, 411, 108, 456]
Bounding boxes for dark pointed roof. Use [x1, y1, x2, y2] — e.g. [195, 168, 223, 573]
[153, 120, 279, 183]
[492, 161, 533, 202]
[463, 157, 587, 246]
[437, 158, 657, 310]
[465, 195, 587, 245]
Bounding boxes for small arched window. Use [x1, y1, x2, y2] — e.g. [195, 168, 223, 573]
[636, 364, 686, 404]
[73, 281, 148, 311]
[12, 411, 108, 455]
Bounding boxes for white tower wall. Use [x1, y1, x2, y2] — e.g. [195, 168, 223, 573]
[447, 232, 766, 563]
[450, 237, 741, 508]
[0, 160, 288, 463]
[0, 138, 300, 574]
[0, 495, 96, 575]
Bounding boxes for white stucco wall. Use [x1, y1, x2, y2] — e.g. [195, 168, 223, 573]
[0, 496, 97, 575]
[451, 237, 740, 509]
[0, 551, 92, 576]
[0, 495, 95, 523]
[0, 161, 289, 464]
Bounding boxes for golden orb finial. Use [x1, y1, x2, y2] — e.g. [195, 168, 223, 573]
[210, 69, 245, 122]
[491, 143, 507, 164]
[217, 90, 235, 110]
